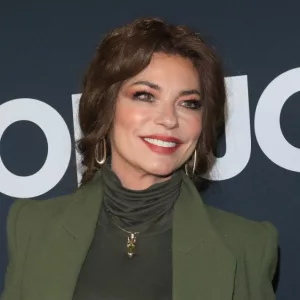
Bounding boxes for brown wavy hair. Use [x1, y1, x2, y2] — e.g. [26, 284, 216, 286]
[77, 17, 226, 185]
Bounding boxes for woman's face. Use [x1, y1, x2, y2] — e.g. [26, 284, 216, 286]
[109, 53, 203, 183]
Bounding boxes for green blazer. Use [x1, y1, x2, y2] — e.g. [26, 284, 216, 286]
[1, 171, 278, 300]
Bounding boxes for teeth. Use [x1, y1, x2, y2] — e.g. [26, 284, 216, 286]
[143, 138, 177, 148]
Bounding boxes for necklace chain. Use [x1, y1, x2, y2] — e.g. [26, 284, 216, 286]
[110, 214, 140, 236]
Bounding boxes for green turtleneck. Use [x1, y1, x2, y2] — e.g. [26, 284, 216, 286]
[72, 161, 182, 300]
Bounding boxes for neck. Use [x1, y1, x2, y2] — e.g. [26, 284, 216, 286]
[110, 158, 171, 191]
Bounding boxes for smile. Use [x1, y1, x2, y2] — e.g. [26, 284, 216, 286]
[143, 138, 177, 148]
[141, 135, 182, 155]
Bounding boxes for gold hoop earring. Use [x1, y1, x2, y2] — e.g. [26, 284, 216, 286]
[185, 149, 197, 177]
[95, 138, 107, 165]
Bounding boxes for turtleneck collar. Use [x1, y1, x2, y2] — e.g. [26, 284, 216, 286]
[102, 158, 182, 232]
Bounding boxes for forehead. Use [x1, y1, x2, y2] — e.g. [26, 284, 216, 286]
[125, 53, 200, 89]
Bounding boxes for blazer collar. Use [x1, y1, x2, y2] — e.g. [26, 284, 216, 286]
[57, 170, 236, 300]
[59, 170, 104, 240]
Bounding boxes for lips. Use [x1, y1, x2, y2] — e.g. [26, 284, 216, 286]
[140, 135, 182, 154]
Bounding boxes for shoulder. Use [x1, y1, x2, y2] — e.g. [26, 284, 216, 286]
[6, 190, 80, 248]
[9, 192, 76, 225]
[205, 205, 278, 280]
[206, 204, 277, 243]
[6, 173, 102, 252]
[8, 171, 103, 226]
[205, 204, 277, 252]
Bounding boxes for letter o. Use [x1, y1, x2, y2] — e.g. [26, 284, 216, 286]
[0, 98, 72, 198]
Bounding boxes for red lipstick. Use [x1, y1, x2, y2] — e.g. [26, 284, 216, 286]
[140, 135, 182, 155]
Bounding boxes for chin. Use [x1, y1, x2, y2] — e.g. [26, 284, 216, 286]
[144, 163, 178, 178]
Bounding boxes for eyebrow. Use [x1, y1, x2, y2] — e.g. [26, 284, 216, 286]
[130, 80, 201, 97]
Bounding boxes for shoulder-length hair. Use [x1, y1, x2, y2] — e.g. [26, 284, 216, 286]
[77, 17, 226, 185]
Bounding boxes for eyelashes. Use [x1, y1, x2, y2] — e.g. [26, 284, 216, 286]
[132, 90, 202, 110]
[180, 100, 202, 110]
[132, 91, 154, 102]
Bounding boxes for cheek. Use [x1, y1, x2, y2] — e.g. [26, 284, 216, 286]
[184, 113, 203, 141]
[113, 101, 146, 134]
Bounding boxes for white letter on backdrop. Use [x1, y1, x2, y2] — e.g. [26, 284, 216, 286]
[208, 75, 251, 180]
[255, 67, 300, 172]
[0, 98, 71, 198]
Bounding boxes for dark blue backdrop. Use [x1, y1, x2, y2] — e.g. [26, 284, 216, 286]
[1, 1, 300, 299]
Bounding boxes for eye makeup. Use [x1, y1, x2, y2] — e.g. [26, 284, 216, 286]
[180, 99, 202, 110]
[132, 91, 155, 102]
[128, 85, 202, 110]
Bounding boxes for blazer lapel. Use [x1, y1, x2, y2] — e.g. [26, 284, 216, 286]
[172, 173, 236, 300]
[24, 171, 104, 300]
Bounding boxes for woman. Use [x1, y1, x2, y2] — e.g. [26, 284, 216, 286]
[1, 17, 277, 300]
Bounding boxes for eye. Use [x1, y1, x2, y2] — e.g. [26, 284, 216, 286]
[180, 100, 202, 110]
[132, 91, 154, 102]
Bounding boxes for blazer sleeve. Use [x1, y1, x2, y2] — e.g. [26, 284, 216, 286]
[0, 200, 33, 300]
[259, 222, 278, 300]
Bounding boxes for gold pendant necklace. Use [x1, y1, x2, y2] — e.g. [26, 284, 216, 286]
[127, 233, 138, 258]
[110, 215, 140, 258]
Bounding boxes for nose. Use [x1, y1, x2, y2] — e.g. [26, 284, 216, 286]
[154, 104, 179, 129]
